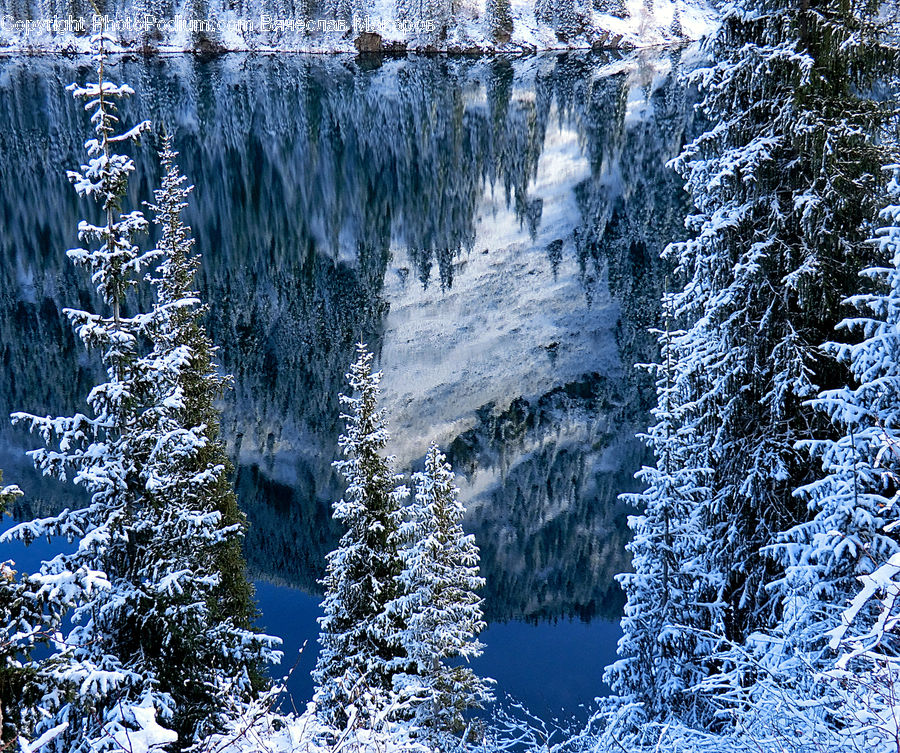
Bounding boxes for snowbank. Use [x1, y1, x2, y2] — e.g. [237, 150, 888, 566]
[200, 702, 436, 753]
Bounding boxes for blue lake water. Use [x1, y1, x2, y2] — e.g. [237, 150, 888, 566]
[0, 49, 695, 721]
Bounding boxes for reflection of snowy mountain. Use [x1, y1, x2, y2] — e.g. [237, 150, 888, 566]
[379, 111, 612, 464]
[0, 51, 694, 621]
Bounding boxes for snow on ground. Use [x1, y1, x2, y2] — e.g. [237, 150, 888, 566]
[200, 703, 436, 753]
[496, 0, 717, 52]
[378, 104, 621, 469]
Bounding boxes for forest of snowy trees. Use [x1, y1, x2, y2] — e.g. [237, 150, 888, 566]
[599, 0, 900, 750]
[0, 0, 712, 52]
[3, 0, 900, 750]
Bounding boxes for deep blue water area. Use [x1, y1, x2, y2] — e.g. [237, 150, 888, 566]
[0, 49, 697, 720]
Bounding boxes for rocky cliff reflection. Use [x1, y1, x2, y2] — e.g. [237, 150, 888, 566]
[0, 50, 693, 625]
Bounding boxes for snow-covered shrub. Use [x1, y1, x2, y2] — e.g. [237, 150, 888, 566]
[201, 696, 436, 753]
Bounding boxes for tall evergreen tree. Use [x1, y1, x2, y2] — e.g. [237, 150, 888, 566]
[313, 342, 409, 729]
[824, 227, 900, 750]
[654, 165, 900, 753]
[773, 166, 900, 676]
[389, 442, 492, 743]
[534, 0, 578, 41]
[145, 131, 258, 633]
[605, 298, 722, 729]
[485, 0, 512, 43]
[610, 0, 898, 733]
[0, 472, 33, 743]
[133, 132, 279, 743]
[1, 34, 175, 753]
[1, 39, 277, 752]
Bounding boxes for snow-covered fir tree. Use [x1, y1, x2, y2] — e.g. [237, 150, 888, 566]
[605, 297, 722, 729]
[771, 164, 900, 698]
[669, 3, 681, 36]
[644, 174, 900, 752]
[485, 0, 512, 43]
[1, 39, 278, 752]
[534, 0, 579, 41]
[313, 342, 409, 729]
[0, 35, 172, 753]
[389, 442, 492, 743]
[132, 132, 280, 743]
[609, 0, 899, 735]
[145, 130, 260, 633]
[317, 0, 368, 28]
[798, 166, 900, 751]
[395, 0, 453, 45]
[0, 472, 33, 743]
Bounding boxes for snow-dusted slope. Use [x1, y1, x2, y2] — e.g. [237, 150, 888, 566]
[0, 0, 717, 52]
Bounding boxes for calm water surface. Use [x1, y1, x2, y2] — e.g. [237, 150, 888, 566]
[0, 50, 695, 721]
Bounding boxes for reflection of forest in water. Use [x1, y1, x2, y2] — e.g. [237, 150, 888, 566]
[0, 50, 694, 624]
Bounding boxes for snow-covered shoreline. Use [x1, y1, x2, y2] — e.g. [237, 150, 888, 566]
[0, 0, 716, 54]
